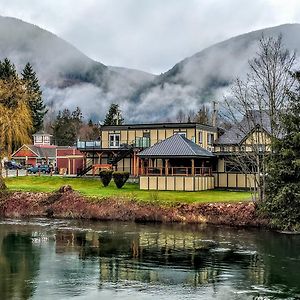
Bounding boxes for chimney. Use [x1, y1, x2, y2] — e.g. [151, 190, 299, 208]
[212, 101, 218, 127]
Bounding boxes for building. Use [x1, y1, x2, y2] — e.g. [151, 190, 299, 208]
[213, 111, 272, 189]
[77, 112, 272, 191]
[138, 134, 215, 191]
[12, 131, 84, 175]
[77, 122, 218, 177]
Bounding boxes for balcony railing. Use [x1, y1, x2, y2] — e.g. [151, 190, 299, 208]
[77, 140, 101, 150]
[142, 167, 212, 176]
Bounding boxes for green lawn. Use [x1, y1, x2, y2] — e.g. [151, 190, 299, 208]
[4, 176, 252, 204]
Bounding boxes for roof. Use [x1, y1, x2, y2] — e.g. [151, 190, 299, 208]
[33, 130, 52, 136]
[138, 134, 214, 158]
[101, 122, 218, 132]
[215, 111, 272, 145]
[21, 145, 56, 158]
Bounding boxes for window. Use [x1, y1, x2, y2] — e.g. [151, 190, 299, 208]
[174, 131, 186, 138]
[109, 134, 120, 148]
[199, 131, 203, 144]
[35, 136, 43, 143]
[207, 133, 214, 145]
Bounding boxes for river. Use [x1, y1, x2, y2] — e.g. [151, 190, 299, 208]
[0, 218, 299, 300]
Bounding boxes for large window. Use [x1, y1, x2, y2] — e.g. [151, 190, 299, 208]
[207, 133, 214, 145]
[109, 134, 120, 148]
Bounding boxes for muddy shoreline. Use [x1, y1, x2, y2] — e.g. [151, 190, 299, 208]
[0, 186, 269, 228]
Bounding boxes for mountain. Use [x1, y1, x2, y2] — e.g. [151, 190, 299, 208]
[0, 16, 154, 120]
[0, 16, 300, 122]
[130, 24, 300, 121]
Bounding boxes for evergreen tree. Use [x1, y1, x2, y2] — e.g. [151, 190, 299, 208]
[103, 104, 124, 125]
[52, 107, 83, 146]
[21, 62, 47, 133]
[0, 58, 17, 79]
[263, 72, 300, 230]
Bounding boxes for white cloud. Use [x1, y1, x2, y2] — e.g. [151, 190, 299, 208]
[0, 0, 300, 74]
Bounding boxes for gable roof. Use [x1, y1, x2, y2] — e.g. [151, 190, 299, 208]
[215, 110, 272, 145]
[138, 134, 214, 158]
[11, 144, 39, 157]
[12, 144, 57, 158]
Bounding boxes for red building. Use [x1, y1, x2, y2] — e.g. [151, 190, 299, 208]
[11, 131, 84, 175]
[56, 147, 84, 175]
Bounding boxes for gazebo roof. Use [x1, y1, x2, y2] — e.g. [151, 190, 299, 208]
[138, 134, 214, 158]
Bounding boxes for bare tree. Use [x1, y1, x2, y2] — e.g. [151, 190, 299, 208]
[176, 109, 186, 123]
[194, 104, 211, 124]
[221, 35, 295, 202]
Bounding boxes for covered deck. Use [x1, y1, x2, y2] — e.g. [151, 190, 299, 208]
[138, 134, 215, 191]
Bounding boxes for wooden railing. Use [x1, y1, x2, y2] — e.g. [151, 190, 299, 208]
[142, 167, 212, 176]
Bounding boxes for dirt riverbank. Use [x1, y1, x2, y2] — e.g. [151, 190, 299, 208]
[0, 186, 269, 227]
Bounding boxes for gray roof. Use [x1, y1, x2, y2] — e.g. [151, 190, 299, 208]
[215, 111, 272, 145]
[26, 145, 57, 158]
[101, 122, 218, 132]
[138, 134, 214, 158]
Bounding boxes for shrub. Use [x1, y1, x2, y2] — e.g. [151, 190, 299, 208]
[113, 171, 130, 189]
[99, 170, 113, 187]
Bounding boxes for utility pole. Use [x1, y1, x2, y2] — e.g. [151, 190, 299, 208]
[212, 101, 218, 127]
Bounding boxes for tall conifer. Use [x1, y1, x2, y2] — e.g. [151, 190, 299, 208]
[22, 62, 47, 133]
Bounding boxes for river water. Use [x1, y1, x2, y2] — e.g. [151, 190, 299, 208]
[0, 218, 299, 300]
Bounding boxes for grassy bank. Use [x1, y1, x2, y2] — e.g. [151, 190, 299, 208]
[4, 176, 251, 204]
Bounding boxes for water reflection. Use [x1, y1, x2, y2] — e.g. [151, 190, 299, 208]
[0, 219, 299, 300]
[0, 232, 41, 300]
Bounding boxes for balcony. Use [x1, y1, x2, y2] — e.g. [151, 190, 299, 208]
[134, 137, 150, 148]
[77, 140, 101, 150]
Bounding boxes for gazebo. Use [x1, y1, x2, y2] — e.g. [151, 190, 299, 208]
[138, 134, 215, 191]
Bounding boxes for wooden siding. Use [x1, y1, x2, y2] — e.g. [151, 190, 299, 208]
[140, 175, 214, 191]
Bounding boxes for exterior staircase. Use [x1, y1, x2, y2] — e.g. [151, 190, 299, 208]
[108, 145, 134, 166]
[77, 159, 93, 176]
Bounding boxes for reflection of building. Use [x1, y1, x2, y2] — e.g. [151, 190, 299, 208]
[53, 227, 265, 288]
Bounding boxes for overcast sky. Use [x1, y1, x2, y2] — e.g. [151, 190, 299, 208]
[1, 0, 300, 74]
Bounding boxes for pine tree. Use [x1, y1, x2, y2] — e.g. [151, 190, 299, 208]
[103, 104, 124, 125]
[52, 108, 83, 146]
[263, 72, 300, 230]
[22, 62, 47, 133]
[0, 58, 17, 79]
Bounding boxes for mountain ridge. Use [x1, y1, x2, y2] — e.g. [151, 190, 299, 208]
[0, 16, 300, 122]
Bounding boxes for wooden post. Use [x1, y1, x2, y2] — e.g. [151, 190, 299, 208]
[136, 156, 139, 176]
[16, 169, 19, 177]
[68, 158, 71, 175]
[191, 159, 195, 176]
[133, 151, 136, 176]
[165, 159, 169, 176]
[140, 158, 144, 175]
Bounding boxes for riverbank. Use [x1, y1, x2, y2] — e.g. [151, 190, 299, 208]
[0, 186, 269, 227]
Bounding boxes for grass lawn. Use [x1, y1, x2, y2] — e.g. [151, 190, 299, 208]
[4, 176, 252, 205]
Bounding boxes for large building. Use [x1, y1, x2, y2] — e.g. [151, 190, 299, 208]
[77, 114, 272, 191]
[76, 122, 218, 177]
